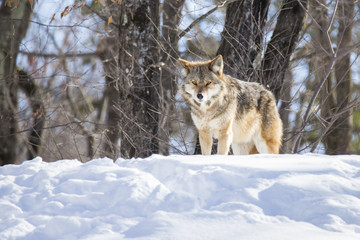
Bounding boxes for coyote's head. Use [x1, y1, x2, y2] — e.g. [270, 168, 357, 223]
[178, 55, 225, 108]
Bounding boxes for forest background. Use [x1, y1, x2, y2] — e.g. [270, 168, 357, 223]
[0, 0, 359, 165]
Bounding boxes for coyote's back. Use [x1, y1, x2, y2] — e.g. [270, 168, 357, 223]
[178, 55, 282, 155]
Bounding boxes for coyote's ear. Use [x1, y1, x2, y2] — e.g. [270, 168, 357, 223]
[209, 55, 223, 76]
[178, 58, 191, 75]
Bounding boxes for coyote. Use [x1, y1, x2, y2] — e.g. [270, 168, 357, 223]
[178, 55, 282, 155]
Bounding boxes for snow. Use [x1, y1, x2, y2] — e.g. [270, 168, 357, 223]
[1, 154, 360, 239]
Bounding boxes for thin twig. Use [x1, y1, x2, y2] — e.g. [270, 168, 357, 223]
[326, 0, 339, 57]
[178, 0, 230, 39]
[292, 0, 340, 153]
[310, 96, 360, 152]
[292, 58, 336, 153]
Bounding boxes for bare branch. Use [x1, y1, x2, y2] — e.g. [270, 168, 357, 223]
[19, 50, 100, 58]
[309, 96, 360, 152]
[292, 58, 336, 153]
[178, 0, 229, 39]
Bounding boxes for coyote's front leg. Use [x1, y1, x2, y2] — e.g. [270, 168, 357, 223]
[199, 129, 213, 155]
[217, 132, 233, 155]
[217, 120, 233, 155]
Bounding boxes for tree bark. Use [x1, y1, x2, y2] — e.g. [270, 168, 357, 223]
[100, 0, 161, 158]
[18, 70, 46, 160]
[323, 0, 354, 154]
[100, 35, 121, 159]
[217, 0, 270, 81]
[309, 0, 335, 125]
[158, 0, 185, 155]
[260, 0, 308, 100]
[307, 0, 335, 152]
[0, 2, 33, 165]
[279, 69, 293, 153]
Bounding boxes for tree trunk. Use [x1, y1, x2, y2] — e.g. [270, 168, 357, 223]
[18, 70, 46, 160]
[308, 0, 336, 152]
[158, 0, 185, 155]
[309, 0, 335, 126]
[115, 0, 161, 158]
[279, 69, 293, 153]
[101, 35, 121, 159]
[217, 0, 270, 81]
[260, 0, 308, 100]
[0, 2, 33, 165]
[323, 0, 354, 154]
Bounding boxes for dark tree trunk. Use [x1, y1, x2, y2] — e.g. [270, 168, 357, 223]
[159, 0, 185, 155]
[101, 34, 121, 159]
[18, 70, 46, 160]
[260, 0, 308, 100]
[217, 0, 270, 81]
[309, 0, 334, 125]
[0, 2, 33, 165]
[114, 0, 161, 158]
[103, 76, 121, 159]
[308, 0, 336, 153]
[323, 0, 354, 154]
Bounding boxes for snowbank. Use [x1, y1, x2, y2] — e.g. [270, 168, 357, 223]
[1, 154, 360, 239]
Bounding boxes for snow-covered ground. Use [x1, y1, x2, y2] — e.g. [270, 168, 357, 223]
[1, 154, 360, 239]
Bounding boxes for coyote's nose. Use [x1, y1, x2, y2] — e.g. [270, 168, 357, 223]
[197, 93, 203, 100]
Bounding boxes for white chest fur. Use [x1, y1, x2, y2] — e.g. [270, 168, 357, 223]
[191, 100, 237, 139]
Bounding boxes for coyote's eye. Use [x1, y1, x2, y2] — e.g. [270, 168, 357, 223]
[206, 80, 212, 86]
[191, 80, 197, 86]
